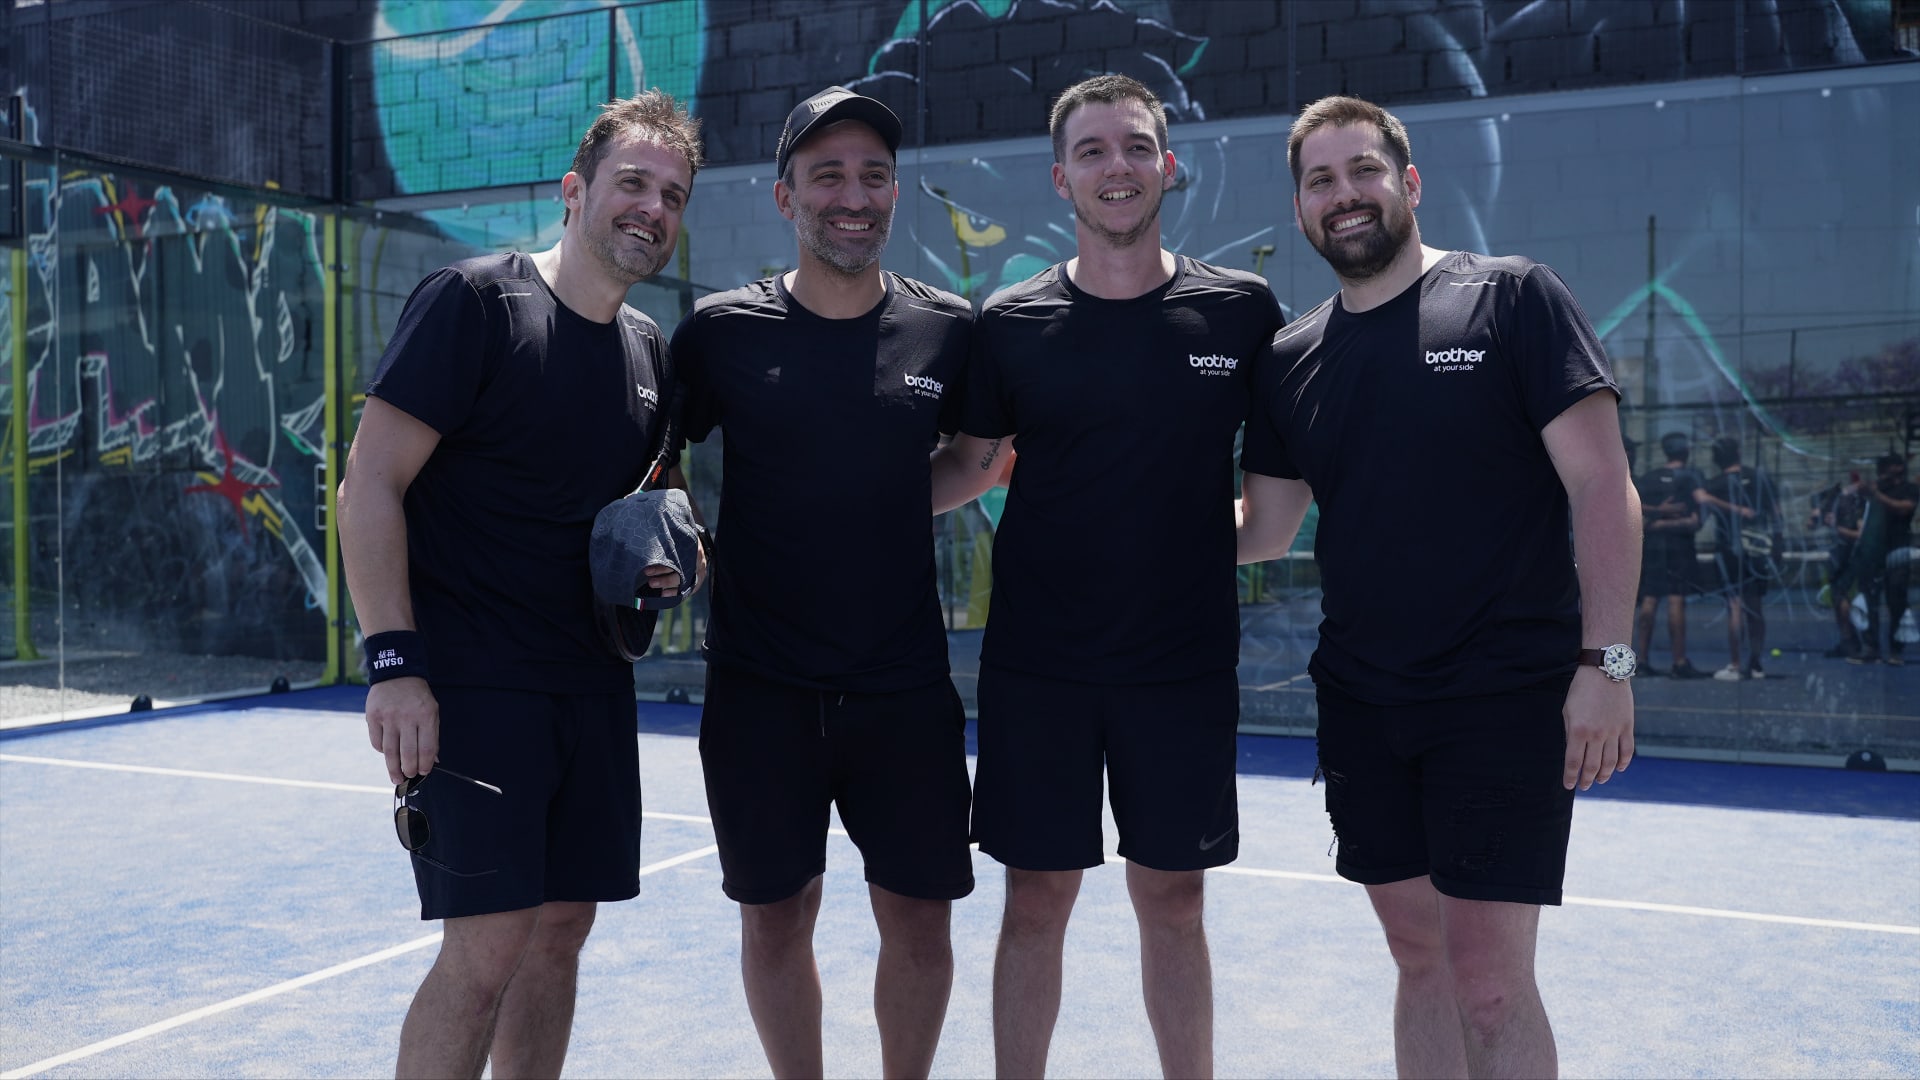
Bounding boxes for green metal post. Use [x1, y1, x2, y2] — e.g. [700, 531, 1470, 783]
[11, 246, 38, 658]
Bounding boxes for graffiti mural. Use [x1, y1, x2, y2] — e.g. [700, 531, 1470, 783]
[1, 117, 333, 660]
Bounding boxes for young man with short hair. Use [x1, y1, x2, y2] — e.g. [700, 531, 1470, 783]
[1696, 436, 1781, 680]
[942, 74, 1285, 1078]
[1635, 432, 1708, 678]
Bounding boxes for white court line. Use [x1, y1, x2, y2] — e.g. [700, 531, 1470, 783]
[1561, 895, 1920, 935]
[0, 754, 721, 825]
[0, 841, 726, 1080]
[1135, 857, 1920, 936]
[0, 933, 444, 1079]
[0, 754, 388, 794]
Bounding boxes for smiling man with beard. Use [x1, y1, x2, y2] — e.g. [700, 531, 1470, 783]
[1235, 96, 1640, 1079]
[337, 91, 702, 1078]
[668, 86, 986, 1079]
[938, 73, 1285, 1079]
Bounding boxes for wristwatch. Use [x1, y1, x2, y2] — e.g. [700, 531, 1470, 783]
[1578, 644, 1637, 681]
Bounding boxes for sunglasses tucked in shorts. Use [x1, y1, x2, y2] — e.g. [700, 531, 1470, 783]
[404, 685, 642, 921]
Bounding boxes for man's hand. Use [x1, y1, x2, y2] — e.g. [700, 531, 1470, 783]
[1562, 667, 1634, 791]
[367, 676, 440, 784]
[642, 564, 683, 597]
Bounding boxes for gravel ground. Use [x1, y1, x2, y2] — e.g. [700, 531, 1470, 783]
[0, 651, 327, 720]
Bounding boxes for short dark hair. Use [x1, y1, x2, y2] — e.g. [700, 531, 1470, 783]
[1660, 432, 1691, 462]
[1048, 74, 1169, 164]
[1287, 96, 1413, 190]
[1878, 452, 1907, 471]
[563, 90, 705, 225]
[1711, 435, 1743, 469]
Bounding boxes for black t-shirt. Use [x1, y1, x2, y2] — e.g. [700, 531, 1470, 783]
[1637, 465, 1704, 559]
[963, 257, 1285, 684]
[1880, 479, 1919, 548]
[1242, 252, 1616, 706]
[1701, 468, 1779, 554]
[672, 272, 972, 693]
[367, 252, 673, 693]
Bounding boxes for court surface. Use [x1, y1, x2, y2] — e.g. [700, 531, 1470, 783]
[1, 687, 1915, 1079]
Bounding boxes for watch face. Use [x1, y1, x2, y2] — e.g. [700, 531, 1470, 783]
[1601, 644, 1637, 680]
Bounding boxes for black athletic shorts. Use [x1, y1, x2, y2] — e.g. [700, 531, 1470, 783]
[409, 685, 641, 921]
[1313, 676, 1576, 906]
[971, 663, 1239, 873]
[1638, 541, 1695, 598]
[1713, 549, 1773, 600]
[697, 664, 974, 905]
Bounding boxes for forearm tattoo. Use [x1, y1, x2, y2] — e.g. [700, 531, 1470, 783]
[978, 439, 1003, 471]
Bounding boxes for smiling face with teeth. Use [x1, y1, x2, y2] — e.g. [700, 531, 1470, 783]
[1051, 98, 1175, 251]
[1293, 121, 1421, 284]
[565, 128, 692, 287]
[775, 120, 898, 278]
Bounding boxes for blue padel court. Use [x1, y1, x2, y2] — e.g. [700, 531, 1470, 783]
[2, 687, 1915, 1078]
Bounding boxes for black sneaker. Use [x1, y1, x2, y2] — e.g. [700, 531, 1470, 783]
[1670, 660, 1710, 679]
[1825, 642, 1860, 659]
[1889, 654, 1906, 667]
[1848, 652, 1882, 665]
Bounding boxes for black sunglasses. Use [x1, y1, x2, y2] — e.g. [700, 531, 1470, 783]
[394, 765, 504, 878]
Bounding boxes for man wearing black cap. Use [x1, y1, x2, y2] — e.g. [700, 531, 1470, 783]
[670, 86, 988, 1078]
[1634, 433, 1709, 678]
[950, 74, 1284, 1078]
[337, 91, 701, 1077]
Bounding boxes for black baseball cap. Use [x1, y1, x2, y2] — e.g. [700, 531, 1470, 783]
[775, 85, 902, 178]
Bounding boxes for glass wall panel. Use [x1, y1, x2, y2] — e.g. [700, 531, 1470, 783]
[1, 148, 335, 718]
[359, 65, 1919, 768]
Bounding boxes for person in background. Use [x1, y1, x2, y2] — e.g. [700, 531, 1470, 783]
[1696, 436, 1780, 681]
[1634, 432, 1709, 678]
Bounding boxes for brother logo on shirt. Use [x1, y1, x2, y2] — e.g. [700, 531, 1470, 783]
[1425, 347, 1486, 373]
[1189, 353, 1238, 376]
[905, 374, 943, 399]
[636, 384, 660, 407]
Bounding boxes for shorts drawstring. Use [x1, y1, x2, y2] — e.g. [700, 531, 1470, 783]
[818, 692, 847, 736]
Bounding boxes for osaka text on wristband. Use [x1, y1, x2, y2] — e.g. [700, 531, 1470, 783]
[365, 630, 429, 684]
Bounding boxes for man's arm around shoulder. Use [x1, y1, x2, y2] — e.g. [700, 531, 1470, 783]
[337, 397, 443, 785]
[1543, 391, 1640, 791]
[932, 433, 1013, 514]
[1236, 472, 1313, 565]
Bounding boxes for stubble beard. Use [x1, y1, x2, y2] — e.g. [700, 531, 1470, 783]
[586, 212, 669, 285]
[1072, 184, 1163, 249]
[795, 202, 892, 277]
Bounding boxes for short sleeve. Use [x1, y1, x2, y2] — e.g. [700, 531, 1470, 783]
[1240, 338, 1301, 480]
[961, 312, 1013, 439]
[366, 268, 489, 435]
[669, 310, 719, 443]
[1511, 264, 1617, 432]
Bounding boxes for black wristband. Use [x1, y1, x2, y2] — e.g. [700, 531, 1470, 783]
[365, 630, 429, 684]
